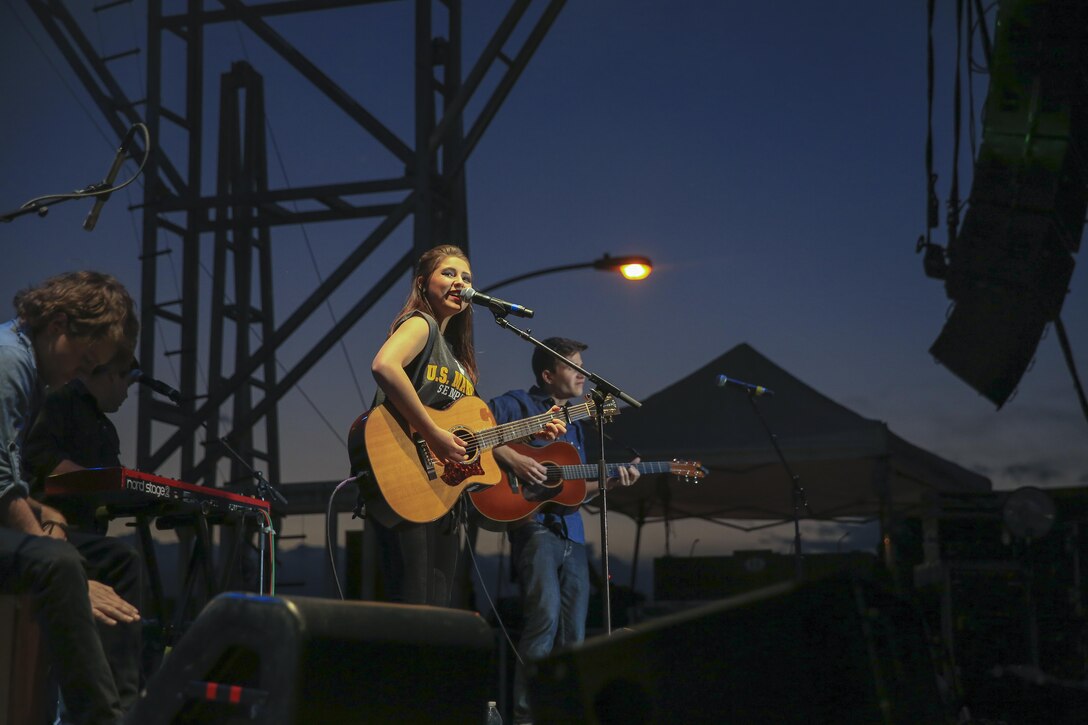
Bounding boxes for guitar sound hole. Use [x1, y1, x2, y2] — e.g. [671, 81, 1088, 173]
[453, 428, 479, 461]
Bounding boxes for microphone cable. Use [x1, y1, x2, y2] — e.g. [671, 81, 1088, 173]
[15, 122, 150, 214]
[325, 475, 360, 600]
[465, 520, 525, 667]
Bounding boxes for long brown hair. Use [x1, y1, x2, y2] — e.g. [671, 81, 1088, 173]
[390, 244, 477, 383]
[15, 270, 138, 358]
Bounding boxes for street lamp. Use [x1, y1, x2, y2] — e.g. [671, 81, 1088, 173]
[482, 253, 654, 293]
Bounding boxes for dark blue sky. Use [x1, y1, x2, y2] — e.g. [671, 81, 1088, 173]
[2, 2, 1085, 564]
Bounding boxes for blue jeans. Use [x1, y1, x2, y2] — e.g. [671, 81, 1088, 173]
[510, 522, 589, 724]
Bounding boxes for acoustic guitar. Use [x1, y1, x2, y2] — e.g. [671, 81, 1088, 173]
[469, 441, 706, 528]
[348, 395, 617, 526]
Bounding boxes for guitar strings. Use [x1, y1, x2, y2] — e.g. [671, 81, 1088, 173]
[473, 401, 596, 450]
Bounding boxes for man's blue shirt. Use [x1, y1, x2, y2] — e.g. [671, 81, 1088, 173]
[488, 385, 587, 544]
[0, 319, 40, 506]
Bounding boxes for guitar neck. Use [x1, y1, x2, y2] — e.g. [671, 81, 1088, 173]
[555, 461, 675, 480]
[476, 400, 597, 452]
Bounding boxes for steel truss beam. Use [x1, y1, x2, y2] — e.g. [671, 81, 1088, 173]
[26, 0, 566, 505]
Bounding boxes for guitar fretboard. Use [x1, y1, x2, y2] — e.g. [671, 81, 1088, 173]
[546, 461, 679, 481]
[473, 400, 599, 450]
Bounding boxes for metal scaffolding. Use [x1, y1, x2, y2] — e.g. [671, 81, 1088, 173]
[25, 0, 566, 500]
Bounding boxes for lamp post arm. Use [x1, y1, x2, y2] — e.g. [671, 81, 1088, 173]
[482, 261, 595, 294]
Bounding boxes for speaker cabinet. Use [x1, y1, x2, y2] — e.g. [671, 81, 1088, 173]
[529, 574, 948, 724]
[129, 593, 495, 724]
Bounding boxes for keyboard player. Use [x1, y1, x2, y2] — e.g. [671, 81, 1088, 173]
[25, 354, 144, 711]
[27, 356, 137, 532]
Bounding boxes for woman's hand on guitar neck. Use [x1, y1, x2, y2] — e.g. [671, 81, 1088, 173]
[424, 426, 469, 465]
[532, 405, 567, 442]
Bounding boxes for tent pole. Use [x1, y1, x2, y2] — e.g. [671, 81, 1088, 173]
[630, 501, 646, 595]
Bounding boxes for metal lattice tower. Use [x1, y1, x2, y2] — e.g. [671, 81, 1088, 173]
[207, 61, 280, 488]
[26, 0, 566, 498]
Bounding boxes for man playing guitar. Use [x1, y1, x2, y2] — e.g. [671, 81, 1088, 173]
[489, 337, 640, 725]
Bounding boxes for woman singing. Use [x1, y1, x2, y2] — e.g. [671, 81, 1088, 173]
[369, 244, 562, 605]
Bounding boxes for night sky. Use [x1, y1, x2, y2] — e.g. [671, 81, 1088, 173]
[2, 2, 1085, 579]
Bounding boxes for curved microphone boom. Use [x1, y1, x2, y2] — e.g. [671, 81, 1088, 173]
[462, 287, 534, 318]
[83, 125, 139, 232]
[716, 375, 775, 397]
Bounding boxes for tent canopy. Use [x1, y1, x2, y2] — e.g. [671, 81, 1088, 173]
[593, 344, 991, 522]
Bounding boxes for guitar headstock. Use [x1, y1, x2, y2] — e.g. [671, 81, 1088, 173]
[586, 394, 620, 423]
[670, 461, 708, 482]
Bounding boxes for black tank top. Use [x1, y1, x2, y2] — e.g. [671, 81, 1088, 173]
[378, 311, 475, 410]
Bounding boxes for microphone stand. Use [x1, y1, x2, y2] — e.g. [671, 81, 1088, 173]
[0, 199, 55, 223]
[741, 391, 809, 581]
[488, 311, 641, 635]
[215, 435, 288, 595]
[1, 123, 150, 224]
[0, 186, 104, 224]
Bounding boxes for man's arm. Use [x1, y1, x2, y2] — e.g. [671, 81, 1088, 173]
[25, 497, 70, 539]
[3, 483, 138, 624]
[0, 344, 36, 509]
[0, 496, 46, 535]
[489, 393, 566, 485]
[493, 444, 551, 486]
[1, 353, 72, 536]
[24, 386, 84, 491]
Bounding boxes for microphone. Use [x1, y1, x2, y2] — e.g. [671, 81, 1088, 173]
[136, 371, 183, 404]
[716, 375, 775, 397]
[83, 127, 136, 232]
[462, 287, 534, 318]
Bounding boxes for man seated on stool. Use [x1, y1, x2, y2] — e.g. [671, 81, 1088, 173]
[0, 271, 140, 725]
[25, 353, 144, 712]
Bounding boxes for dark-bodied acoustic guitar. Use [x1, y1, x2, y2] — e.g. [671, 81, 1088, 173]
[469, 441, 706, 529]
[348, 395, 617, 527]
